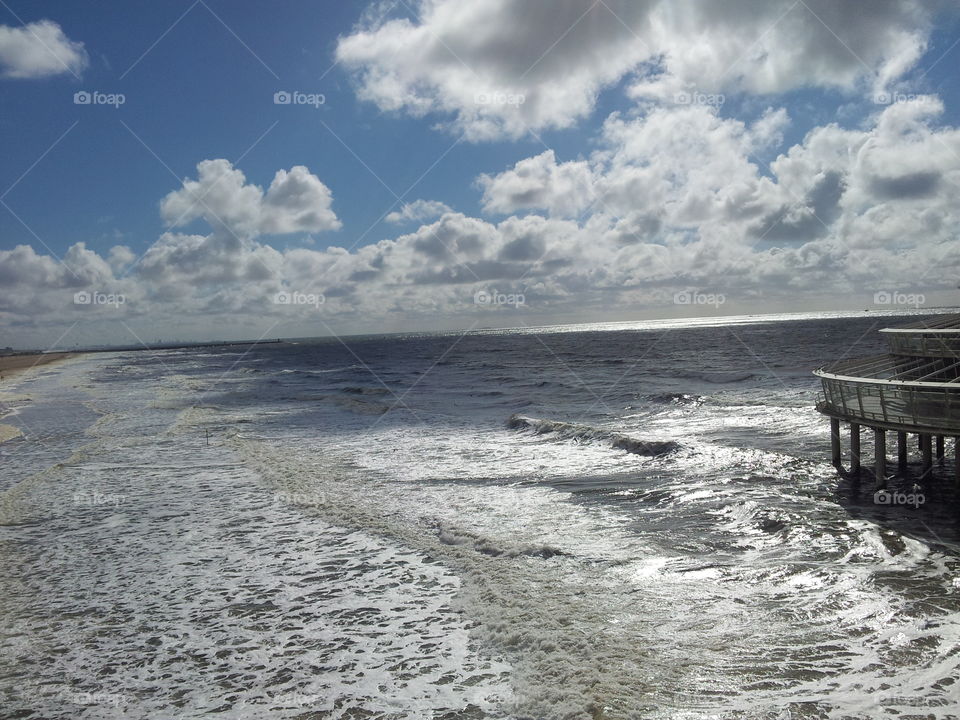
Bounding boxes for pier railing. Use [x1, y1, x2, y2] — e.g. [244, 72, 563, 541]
[816, 370, 960, 432]
[881, 331, 960, 358]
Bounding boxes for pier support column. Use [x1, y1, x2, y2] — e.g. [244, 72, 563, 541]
[830, 418, 841, 466]
[897, 432, 908, 471]
[850, 423, 861, 476]
[955, 438, 960, 487]
[921, 434, 933, 476]
[936, 435, 945, 461]
[874, 429, 886, 488]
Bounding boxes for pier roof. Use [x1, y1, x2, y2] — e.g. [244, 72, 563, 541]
[879, 313, 960, 334]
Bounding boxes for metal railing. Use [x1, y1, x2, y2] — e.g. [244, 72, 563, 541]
[819, 353, 960, 383]
[816, 373, 960, 431]
[883, 332, 960, 358]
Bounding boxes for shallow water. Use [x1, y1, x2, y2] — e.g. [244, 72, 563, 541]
[1, 313, 959, 719]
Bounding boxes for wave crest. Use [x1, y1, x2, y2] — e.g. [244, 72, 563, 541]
[507, 414, 679, 456]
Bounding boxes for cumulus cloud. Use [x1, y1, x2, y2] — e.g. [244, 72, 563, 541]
[260, 166, 342, 235]
[478, 150, 595, 218]
[336, 0, 933, 140]
[0, 20, 87, 79]
[336, 0, 654, 140]
[385, 199, 453, 224]
[629, 0, 931, 101]
[160, 159, 341, 241]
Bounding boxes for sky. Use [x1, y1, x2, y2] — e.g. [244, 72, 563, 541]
[1, 0, 960, 350]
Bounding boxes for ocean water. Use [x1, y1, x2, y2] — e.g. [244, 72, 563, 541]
[1, 312, 959, 719]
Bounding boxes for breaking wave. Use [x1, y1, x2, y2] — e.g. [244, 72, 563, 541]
[646, 392, 704, 405]
[507, 414, 679, 456]
[436, 525, 566, 559]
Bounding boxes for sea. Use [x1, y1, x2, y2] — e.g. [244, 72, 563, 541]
[1, 311, 959, 720]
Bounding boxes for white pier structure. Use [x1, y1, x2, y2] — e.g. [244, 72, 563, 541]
[814, 314, 960, 486]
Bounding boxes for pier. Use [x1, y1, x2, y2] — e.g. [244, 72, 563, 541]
[814, 314, 960, 487]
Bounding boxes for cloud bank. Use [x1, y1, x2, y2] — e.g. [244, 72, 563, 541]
[336, 0, 933, 140]
[3, 96, 959, 347]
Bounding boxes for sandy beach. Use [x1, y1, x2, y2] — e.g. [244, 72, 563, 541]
[1, 353, 76, 442]
[0, 353, 75, 383]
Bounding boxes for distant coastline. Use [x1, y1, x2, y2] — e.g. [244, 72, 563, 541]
[1, 339, 284, 357]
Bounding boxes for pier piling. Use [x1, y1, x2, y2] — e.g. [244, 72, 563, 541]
[955, 437, 960, 486]
[922, 434, 933, 476]
[874, 429, 886, 488]
[897, 431, 908, 470]
[850, 423, 861, 476]
[830, 418, 841, 466]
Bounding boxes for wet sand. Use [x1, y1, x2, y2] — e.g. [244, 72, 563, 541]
[0, 353, 77, 443]
[0, 353, 75, 383]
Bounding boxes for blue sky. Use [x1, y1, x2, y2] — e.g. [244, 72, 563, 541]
[2, 0, 960, 348]
[0, 1, 517, 255]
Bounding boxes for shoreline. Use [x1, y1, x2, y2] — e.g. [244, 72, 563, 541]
[0, 353, 77, 384]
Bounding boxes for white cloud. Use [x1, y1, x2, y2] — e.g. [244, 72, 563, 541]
[629, 0, 931, 101]
[335, 0, 934, 141]
[107, 246, 136, 274]
[160, 160, 341, 240]
[261, 166, 342, 235]
[385, 199, 453, 224]
[0, 20, 87, 79]
[478, 150, 595, 218]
